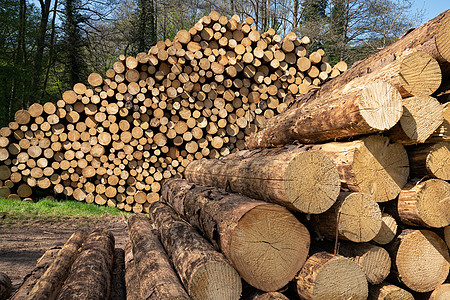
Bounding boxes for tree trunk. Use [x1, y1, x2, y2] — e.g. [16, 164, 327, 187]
[309, 135, 409, 203]
[407, 142, 450, 180]
[127, 213, 190, 300]
[368, 282, 414, 300]
[160, 179, 310, 292]
[57, 229, 115, 300]
[386, 229, 450, 293]
[184, 145, 341, 214]
[124, 242, 140, 300]
[396, 179, 450, 228]
[149, 201, 242, 300]
[295, 252, 368, 300]
[26, 230, 86, 300]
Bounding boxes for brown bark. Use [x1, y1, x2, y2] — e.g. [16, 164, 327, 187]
[0, 273, 12, 300]
[160, 179, 310, 292]
[150, 201, 241, 299]
[127, 213, 189, 300]
[110, 248, 126, 300]
[124, 242, 140, 300]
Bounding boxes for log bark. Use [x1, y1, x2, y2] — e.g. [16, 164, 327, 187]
[312, 192, 382, 242]
[407, 142, 450, 180]
[160, 179, 310, 292]
[124, 242, 140, 300]
[430, 283, 450, 300]
[372, 213, 398, 245]
[368, 283, 414, 300]
[338, 243, 391, 285]
[127, 213, 190, 300]
[309, 135, 409, 203]
[26, 230, 86, 300]
[11, 249, 60, 300]
[0, 273, 12, 300]
[396, 179, 450, 228]
[57, 228, 115, 300]
[387, 229, 450, 293]
[150, 201, 242, 300]
[246, 80, 402, 147]
[110, 248, 126, 300]
[295, 252, 368, 300]
[184, 145, 341, 214]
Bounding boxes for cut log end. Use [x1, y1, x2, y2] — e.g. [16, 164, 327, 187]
[372, 213, 398, 245]
[368, 283, 414, 300]
[426, 142, 450, 180]
[353, 135, 409, 202]
[230, 204, 310, 292]
[359, 81, 402, 131]
[285, 151, 340, 214]
[189, 262, 242, 300]
[430, 283, 450, 300]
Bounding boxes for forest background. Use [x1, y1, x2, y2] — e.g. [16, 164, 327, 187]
[0, 0, 425, 127]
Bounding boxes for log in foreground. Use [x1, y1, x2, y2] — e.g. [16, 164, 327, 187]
[312, 192, 381, 242]
[150, 201, 242, 300]
[295, 252, 368, 300]
[368, 282, 414, 300]
[57, 228, 115, 300]
[310, 135, 409, 203]
[246, 80, 402, 148]
[161, 179, 310, 292]
[430, 284, 450, 300]
[388, 229, 450, 293]
[127, 213, 190, 299]
[124, 242, 140, 300]
[397, 179, 450, 228]
[26, 230, 86, 300]
[184, 145, 340, 214]
[408, 142, 450, 180]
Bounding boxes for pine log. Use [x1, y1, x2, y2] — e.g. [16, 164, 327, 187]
[295, 252, 368, 300]
[310, 135, 409, 203]
[124, 242, 140, 300]
[184, 145, 340, 214]
[372, 213, 398, 245]
[110, 248, 126, 300]
[161, 179, 310, 292]
[11, 249, 60, 300]
[246, 80, 402, 148]
[0, 273, 12, 300]
[338, 243, 391, 285]
[407, 142, 450, 180]
[396, 179, 450, 228]
[430, 284, 450, 300]
[150, 201, 242, 300]
[368, 283, 414, 300]
[427, 102, 449, 143]
[127, 213, 190, 300]
[312, 192, 382, 242]
[387, 95, 443, 144]
[387, 229, 450, 293]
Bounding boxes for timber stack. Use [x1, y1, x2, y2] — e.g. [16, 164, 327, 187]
[4, 9, 450, 300]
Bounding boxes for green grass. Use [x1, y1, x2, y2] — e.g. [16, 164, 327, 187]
[0, 197, 128, 220]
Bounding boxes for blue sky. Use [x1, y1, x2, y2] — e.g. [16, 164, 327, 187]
[413, 0, 450, 21]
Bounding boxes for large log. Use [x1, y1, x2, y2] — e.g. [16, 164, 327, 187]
[161, 179, 310, 292]
[124, 242, 140, 300]
[397, 179, 450, 228]
[310, 135, 409, 203]
[150, 201, 242, 300]
[312, 192, 382, 242]
[57, 229, 115, 300]
[368, 282, 414, 300]
[26, 230, 86, 300]
[387, 229, 450, 293]
[246, 80, 402, 148]
[127, 213, 190, 300]
[295, 252, 368, 300]
[184, 145, 341, 214]
[407, 142, 450, 180]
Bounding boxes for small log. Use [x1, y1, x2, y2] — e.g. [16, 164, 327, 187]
[312, 192, 382, 242]
[430, 283, 450, 300]
[368, 282, 414, 300]
[57, 229, 115, 300]
[150, 201, 242, 300]
[0, 273, 12, 300]
[310, 135, 409, 203]
[338, 243, 391, 285]
[397, 179, 450, 228]
[372, 213, 398, 245]
[161, 179, 310, 292]
[295, 252, 368, 300]
[184, 145, 341, 214]
[26, 230, 86, 300]
[387, 229, 449, 293]
[127, 213, 189, 300]
[407, 142, 450, 180]
[110, 248, 126, 300]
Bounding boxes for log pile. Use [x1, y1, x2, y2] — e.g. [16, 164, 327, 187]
[0, 11, 346, 212]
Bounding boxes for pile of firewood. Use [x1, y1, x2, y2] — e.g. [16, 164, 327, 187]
[0, 12, 346, 212]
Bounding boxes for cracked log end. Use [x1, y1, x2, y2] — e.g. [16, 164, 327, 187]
[229, 204, 310, 292]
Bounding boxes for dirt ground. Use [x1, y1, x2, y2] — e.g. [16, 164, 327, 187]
[0, 213, 130, 292]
